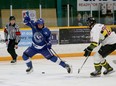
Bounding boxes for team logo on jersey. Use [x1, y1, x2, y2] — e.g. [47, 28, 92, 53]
[34, 32, 43, 43]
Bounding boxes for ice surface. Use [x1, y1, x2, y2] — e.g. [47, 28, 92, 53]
[0, 56, 116, 86]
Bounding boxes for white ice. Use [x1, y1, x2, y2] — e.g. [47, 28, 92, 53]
[0, 55, 116, 86]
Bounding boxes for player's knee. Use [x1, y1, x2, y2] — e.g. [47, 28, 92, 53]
[7, 48, 11, 53]
[49, 56, 57, 62]
[93, 52, 103, 63]
[22, 52, 29, 61]
[98, 49, 107, 58]
[49, 56, 61, 64]
[22, 52, 31, 64]
[98, 45, 111, 58]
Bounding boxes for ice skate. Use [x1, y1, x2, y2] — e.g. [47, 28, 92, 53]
[26, 67, 33, 74]
[103, 68, 115, 75]
[11, 56, 18, 64]
[90, 71, 101, 77]
[11, 59, 17, 64]
[101, 60, 115, 75]
[65, 64, 72, 73]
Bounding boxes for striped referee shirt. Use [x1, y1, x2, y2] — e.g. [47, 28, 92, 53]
[4, 23, 21, 44]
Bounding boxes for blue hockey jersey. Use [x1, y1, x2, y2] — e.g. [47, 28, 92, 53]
[24, 18, 51, 49]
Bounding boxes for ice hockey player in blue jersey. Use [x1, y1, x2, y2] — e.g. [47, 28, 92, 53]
[22, 12, 72, 74]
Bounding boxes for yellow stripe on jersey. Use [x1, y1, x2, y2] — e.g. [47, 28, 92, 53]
[101, 29, 111, 38]
[101, 30, 108, 38]
[102, 30, 107, 36]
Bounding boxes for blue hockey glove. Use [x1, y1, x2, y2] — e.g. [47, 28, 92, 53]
[46, 43, 52, 49]
[24, 16, 31, 23]
[84, 47, 93, 57]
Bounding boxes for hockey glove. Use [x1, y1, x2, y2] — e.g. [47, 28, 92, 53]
[84, 47, 93, 57]
[24, 16, 31, 24]
[46, 43, 52, 49]
[84, 42, 98, 57]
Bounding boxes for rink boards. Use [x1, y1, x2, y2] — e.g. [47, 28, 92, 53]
[0, 26, 116, 61]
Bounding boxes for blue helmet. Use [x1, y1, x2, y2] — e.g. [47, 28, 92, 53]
[36, 18, 44, 25]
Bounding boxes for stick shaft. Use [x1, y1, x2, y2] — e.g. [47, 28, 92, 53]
[78, 56, 89, 73]
[50, 48, 62, 60]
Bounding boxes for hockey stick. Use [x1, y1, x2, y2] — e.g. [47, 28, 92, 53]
[113, 60, 116, 64]
[50, 48, 62, 60]
[78, 56, 89, 74]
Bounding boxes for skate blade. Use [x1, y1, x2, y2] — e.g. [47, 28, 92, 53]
[11, 62, 17, 65]
[90, 74, 101, 78]
[27, 69, 33, 74]
[70, 66, 73, 74]
[104, 70, 115, 75]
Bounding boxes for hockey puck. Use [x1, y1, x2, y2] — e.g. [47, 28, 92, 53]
[42, 72, 45, 74]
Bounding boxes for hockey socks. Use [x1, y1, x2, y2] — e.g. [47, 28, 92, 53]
[90, 63, 102, 77]
[22, 54, 33, 70]
[49, 56, 72, 73]
[49, 56, 66, 68]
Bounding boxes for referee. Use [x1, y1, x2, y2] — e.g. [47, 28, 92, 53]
[4, 16, 21, 63]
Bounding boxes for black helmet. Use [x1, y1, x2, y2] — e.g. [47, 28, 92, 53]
[9, 16, 15, 20]
[87, 17, 96, 27]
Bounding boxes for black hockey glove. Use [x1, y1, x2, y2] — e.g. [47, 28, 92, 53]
[84, 47, 93, 57]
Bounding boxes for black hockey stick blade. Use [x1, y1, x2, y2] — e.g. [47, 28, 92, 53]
[78, 69, 80, 74]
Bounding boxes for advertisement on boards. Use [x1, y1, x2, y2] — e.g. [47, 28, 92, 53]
[18, 30, 59, 47]
[77, 0, 116, 11]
